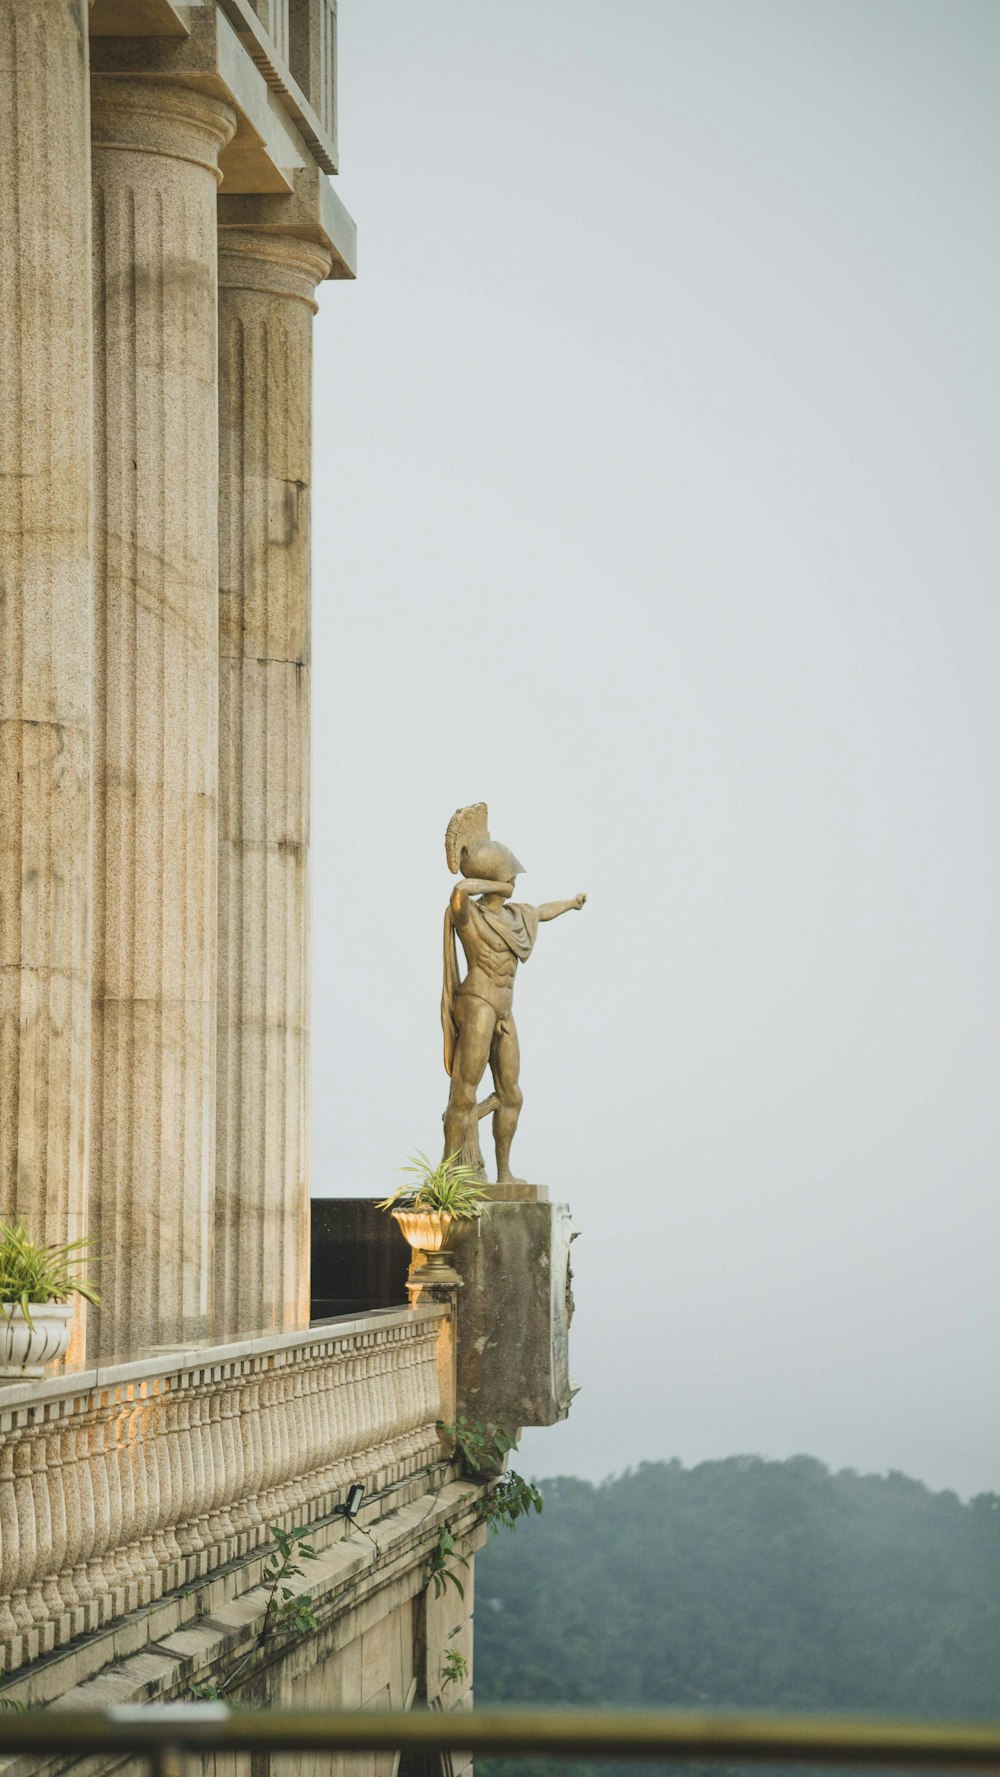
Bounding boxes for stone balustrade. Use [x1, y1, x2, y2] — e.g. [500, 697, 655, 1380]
[0, 1306, 448, 1677]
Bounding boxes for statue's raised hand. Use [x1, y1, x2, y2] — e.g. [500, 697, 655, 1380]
[573, 893, 587, 910]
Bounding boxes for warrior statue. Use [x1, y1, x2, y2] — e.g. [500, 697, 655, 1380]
[442, 803, 586, 1184]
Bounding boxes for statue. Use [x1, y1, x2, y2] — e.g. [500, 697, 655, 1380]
[441, 803, 586, 1184]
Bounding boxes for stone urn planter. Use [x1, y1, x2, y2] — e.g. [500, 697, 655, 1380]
[0, 1217, 100, 1378]
[391, 1208, 476, 1285]
[379, 1152, 491, 1295]
[0, 1302, 75, 1378]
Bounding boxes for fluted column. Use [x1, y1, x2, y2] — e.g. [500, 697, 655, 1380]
[215, 230, 331, 1338]
[0, 1, 93, 1360]
[89, 78, 236, 1357]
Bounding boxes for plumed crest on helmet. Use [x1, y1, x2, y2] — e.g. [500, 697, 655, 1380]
[445, 803, 489, 874]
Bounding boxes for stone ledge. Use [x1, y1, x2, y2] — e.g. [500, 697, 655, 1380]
[0, 1478, 487, 1777]
[0, 1466, 466, 1709]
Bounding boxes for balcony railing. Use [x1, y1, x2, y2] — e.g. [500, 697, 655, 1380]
[0, 1306, 446, 1677]
[0, 1707, 999, 1770]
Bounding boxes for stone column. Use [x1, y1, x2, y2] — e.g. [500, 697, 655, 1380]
[215, 230, 331, 1337]
[0, 1, 93, 1360]
[89, 78, 236, 1358]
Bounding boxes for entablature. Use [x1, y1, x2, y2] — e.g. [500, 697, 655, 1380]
[89, 0, 352, 270]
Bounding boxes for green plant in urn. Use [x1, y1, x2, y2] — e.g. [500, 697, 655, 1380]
[377, 1153, 490, 1284]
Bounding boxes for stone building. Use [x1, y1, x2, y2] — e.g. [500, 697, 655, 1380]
[0, 2, 573, 1768]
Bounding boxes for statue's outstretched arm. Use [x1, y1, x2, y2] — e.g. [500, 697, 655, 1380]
[536, 893, 587, 922]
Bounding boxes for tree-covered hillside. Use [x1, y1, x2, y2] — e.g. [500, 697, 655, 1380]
[475, 1457, 1000, 1723]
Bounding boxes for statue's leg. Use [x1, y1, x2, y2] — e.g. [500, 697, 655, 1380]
[491, 1016, 524, 1184]
[444, 998, 495, 1174]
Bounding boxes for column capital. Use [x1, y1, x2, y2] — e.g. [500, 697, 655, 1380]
[218, 167, 357, 281]
[90, 77, 236, 181]
[217, 230, 333, 309]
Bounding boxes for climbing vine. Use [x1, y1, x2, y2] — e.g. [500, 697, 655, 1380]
[188, 1524, 319, 1701]
[424, 1418, 543, 1605]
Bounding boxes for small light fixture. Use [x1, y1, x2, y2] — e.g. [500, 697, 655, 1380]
[337, 1482, 365, 1521]
[335, 1482, 381, 1559]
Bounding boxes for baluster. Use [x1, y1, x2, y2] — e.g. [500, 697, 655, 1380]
[239, 1369, 267, 1547]
[414, 1328, 438, 1461]
[156, 1378, 186, 1585]
[0, 1433, 23, 1661]
[285, 1363, 311, 1516]
[311, 1345, 339, 1514]
[209, 1380, 240, 1561]
[386, 1337, 407, 1476]
[81, 1408, 118, 1624]
[24, 1427, 53, 1640]
[123, 1388, 155, 1601]
[395, 1335, 416, 1470]
[203, 1383, 226, 1560]
[327, 1353, 348, 1498]
[270, 1364, 296, 1522]
[52, 1411, 85, 1627]
[260, 1365, 284, 1525]
[100, 1393, 134, 1606]
[327, 1344, 349, 1501]
[343, 1349, 360, 1474]
[364, 1344, 384, 1473]
[419, 1329, 443, 1459]
[387, 1339, 406, 1474]
[299, 1352, 323, 1506]
[173, 1381, 208, 1577]
[34, 1417, 70, 1645]
[372, 1342, 393, 1476]
[411, 1330, 432, 1458]
[64, 1415, 99, 1630]
[145, 1381, 176, 1584]
[387, 1332, 406, 1466]
[395, 1333, 418, 1467]
[220, 1373, 249, 1553]
[10, 1431, 43, 1658]
[189, 1386, 217, 1568]
[254, 1364, 281, 1529]
[135, 1384, 165, 1597]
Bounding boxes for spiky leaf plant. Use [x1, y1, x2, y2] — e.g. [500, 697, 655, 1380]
[376, 1152, 491, 1220]
[0, 1220, 100, 1327]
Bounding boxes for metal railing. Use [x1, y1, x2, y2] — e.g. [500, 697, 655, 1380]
[1, 1707, 1000, 1771]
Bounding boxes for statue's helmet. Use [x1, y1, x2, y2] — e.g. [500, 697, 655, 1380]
[462, 837, 524, 882]
[445, 802, 524, 881]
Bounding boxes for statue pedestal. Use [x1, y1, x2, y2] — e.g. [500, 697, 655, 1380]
[482, 1181, 549, 1203]
[452, 1199, 576, 1429]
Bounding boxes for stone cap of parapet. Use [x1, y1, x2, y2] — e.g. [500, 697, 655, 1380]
[0, 1303, 446, 1417]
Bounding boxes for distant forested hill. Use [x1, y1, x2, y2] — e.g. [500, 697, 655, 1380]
[474, 1457, 1000, 1730]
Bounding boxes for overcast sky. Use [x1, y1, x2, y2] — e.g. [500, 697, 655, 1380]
[310, 0, 1000, 1497]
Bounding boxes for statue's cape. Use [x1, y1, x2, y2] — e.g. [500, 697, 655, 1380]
[441, 900, 539, 1077]
[477, 901, 538, 962]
